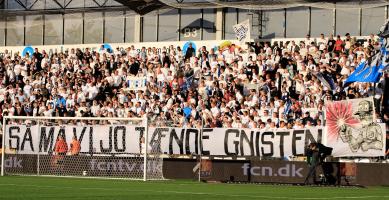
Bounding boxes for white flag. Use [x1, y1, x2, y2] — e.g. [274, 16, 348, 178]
[233, 19, 250, 42]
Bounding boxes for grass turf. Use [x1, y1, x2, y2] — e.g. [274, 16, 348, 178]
[0, 176, 388, 200]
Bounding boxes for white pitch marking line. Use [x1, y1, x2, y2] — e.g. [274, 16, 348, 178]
[0, 183, 387, 199]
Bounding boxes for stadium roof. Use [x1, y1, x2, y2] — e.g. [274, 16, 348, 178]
[158, 0, 389, 10]
[1, 0, 389, 15]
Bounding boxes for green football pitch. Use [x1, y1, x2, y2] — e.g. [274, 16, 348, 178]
[0, 176, 388, 200]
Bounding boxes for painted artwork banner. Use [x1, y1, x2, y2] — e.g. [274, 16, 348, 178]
[325, 97, 386, 157]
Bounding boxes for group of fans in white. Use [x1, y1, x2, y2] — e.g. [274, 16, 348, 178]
[0, 33, 387, 131]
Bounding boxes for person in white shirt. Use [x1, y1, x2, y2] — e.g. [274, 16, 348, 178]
[112, 70, 122, 87]
[288, 41, 299, 53]
[156, 70, 166, 84]
[87, 83, 99, 100]
[317, 34, 327, 51]
[98, 45, 106, 54]
[114, 47, 122, 56]
[264, 43, 272, 56]
[231, 118, 242, 128]
[44, 104, 54, 117]
[210, 102, 220, 118]
[66, 95, 75, 109]
[14, 61, 21, 77]
[261, 109, 271, 122]
[129, 45, 139, 58]
[305, 34, 315, 47]
[23, 80, 32, 97]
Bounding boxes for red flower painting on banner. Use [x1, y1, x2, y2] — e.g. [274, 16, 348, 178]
[326, 101, 359, 141]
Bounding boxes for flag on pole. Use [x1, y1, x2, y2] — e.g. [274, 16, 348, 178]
[233, 19, 250, 42]
[314, 72, 336, 91]
[344, 20, 389, 85]
[284, 99, 292, 118]
[344, 56, 384, 85]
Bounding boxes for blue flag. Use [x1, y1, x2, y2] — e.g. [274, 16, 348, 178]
[345, 20, 389, 85]
[344, 55, 384, 85]
[183, 107, 192, 119]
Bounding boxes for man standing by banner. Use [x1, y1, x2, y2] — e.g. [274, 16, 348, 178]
[55, 135, 68, 156]
[304, 143, 320, 185]
[53, 135, 68, 173]
[69, 136, 81, 156]
[304, 143, 333, 185]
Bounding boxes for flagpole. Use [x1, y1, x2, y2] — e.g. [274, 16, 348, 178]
[198, 64, 203, 183]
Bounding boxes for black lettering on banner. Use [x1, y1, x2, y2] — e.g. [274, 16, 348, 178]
[200, 129, 211, 156]
[224, 129, 239, 156]
[8, 126, 20, 150]
[136, 127, 145, 153]
[169, 128, 184, 154]
[150, 128, 169, 153]
[89, 127, 94, 154]
[55, 128, 66, 142]
[21, 127, 34, 151]
[240, 130, 254, 156]
[100, 127, 113, 153]
[317, 128, 323, 143]
[305, 128, 322, 148]
[255, 131, 261, 156]
[276, 131, 289, 158]
[39, 127, 55, 153]
[261, 132, 274, 157]
[135, 127, 145, 138]
[114, 126, 126, 152]
[73, 127, 87, 143]
[185, 129, 199, 155]
[292, 130, 304, 156]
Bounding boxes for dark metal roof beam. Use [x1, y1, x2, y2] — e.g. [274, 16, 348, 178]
[28, 0, 39, 10]
[14, 0, 28, 9]
[52, 0, 65, 9]
[0, 6, 130, 16]
[114, 0, 167, 15]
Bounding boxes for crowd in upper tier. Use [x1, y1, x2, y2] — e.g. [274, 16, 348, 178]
[0, 33, 388, 129]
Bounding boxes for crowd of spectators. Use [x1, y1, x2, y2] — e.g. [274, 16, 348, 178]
[0, 33, 388, 129]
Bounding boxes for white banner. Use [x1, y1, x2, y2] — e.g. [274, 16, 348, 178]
[233, 19, 250, 42]
[5, 125, 142, 155]
[147, 127, 322, 157]
[6, 124, 383, 157]
[325, 97, 386, 157]
[5, 125, 323, 157]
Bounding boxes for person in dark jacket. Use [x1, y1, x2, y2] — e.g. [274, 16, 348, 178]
[304, 142, 333, 185]
[184, 43, 195, 61]
[32, 48, 43, 72]
[304, 143, 320, 184]
[129, 59, 140, 76]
